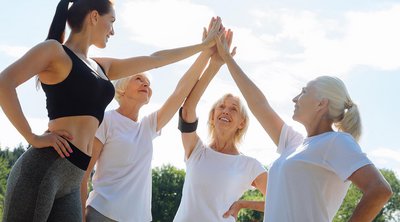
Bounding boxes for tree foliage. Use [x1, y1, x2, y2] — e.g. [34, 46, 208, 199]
[0, 144, 26, 218]
[152, 164, 185, 222]
[237, 189, 264, 222]
[333, 169, 400, 222]
[0, 144, 399, 222]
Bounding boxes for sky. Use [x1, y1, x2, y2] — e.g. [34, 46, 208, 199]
[1, 0, 399, 177]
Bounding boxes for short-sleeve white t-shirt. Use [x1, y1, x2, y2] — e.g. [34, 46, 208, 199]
[173, 139, 266, 222]
[87, 110, 160, 222]
[264, 124, 372, 222]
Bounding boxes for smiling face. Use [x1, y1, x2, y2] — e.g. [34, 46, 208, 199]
[91, 7, 116, 48]
[208, 94, 249, 144]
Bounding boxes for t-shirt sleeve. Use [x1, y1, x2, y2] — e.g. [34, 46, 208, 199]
[247, 158, 267, 188]
[324, 134, 372, 181]
[142, 111, 161, 139]
[185, 138, 205, 163]
[95, 112, 109, 144]
[277, 124, 304, 155]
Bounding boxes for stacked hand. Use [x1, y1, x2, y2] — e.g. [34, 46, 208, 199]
[215, 28, 236, 63]
[202, 17, 236, 67]
[202, 17, 224, 49]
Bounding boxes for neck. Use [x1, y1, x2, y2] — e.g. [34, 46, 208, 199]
[116, 102, 143, 122]
[64, 32, 91, 57]
[210, 134, 239, 155]
[304, 117, 334, 137]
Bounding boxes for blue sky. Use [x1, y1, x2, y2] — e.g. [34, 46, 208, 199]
[1, 0, 399, 176]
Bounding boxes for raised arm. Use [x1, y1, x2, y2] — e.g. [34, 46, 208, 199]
[215, 35, 284, 145]
[96, 17, 223, 80]
[156, 17, 224, 131]
[0, 40, 72, 157]
[181, 30, 235, 159]
[80, 138, 104, 222]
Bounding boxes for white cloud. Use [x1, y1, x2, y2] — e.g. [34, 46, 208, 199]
[368, 147, 400, 177]
[0, 44, 29, 59]
[119, 0, 214, 48]
[0, 112, 47, 149]
[245, 5, 400, 79]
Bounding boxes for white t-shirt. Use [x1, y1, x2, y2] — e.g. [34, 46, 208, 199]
[87, 110, 160, 222]
[264, 124, 372, 222]
[173, 139, 266, 222]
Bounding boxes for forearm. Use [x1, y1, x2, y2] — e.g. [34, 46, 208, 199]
[173, 51, 213, 102]
[239, 200, 265, 212]
[80, 178, 89, 222]
[224, 56, 269, 111]
[0, 84, 34, 143]
[349, 189, 392, 221]
[182, 62, 222, 121]
[156, 51, 212, 129]
[150, 43, 208, 68]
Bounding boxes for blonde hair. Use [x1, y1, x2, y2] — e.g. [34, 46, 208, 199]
[113, 72, 150, 104]
[207, 94, 250, 145]
[313, 76, 362, 141]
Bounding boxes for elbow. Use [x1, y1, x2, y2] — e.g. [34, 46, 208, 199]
[382, 184, 393, 200]
[372, 181, 393, 203]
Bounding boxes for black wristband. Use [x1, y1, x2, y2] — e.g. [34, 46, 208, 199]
[178, 107, 198, 133]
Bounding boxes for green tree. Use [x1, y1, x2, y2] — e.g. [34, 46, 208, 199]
[0, 157, 10, 219]
[0, 144, 26, 168]
[334, 169, 400, 222]
[152, 164, 185, 222]
[0, 144, 26, 218]
[237, 189, 264, 222]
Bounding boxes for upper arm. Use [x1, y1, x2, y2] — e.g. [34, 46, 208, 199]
[0, 40, 64, 87]
[181, 132, 200, 160]
[252, 172, 268, 196]
[179, 105, 201, 159]
[96, 56, 160, 80]
[348, 164, 391, 194]
[156, 94, 180, 132]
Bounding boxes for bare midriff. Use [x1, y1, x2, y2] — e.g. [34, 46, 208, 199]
[48, 115, 100, 156]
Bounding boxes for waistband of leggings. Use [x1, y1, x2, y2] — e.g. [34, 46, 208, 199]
[65, 140, 91, 171]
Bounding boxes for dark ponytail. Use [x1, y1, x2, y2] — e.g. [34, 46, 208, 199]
[46, 0, 113, 43]
[46, 0, 75, 43]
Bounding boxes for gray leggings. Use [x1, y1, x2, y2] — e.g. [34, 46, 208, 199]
[2, 145, 89, 222]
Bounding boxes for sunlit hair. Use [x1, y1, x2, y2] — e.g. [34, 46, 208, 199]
[113, 72, 151, 104]
[313, 76, 362, 141]
[207, 94, 249, 146]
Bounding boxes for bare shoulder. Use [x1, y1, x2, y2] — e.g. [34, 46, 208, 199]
[35, 40, 72, 83]
[37, 40, 66, 58]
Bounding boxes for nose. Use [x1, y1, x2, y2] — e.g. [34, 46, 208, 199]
[292, 94, 299, 103]
[110, 26, 115, 36]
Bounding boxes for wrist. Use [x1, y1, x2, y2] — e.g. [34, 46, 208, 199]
[236, 200, 246, 209]
[25, 132, 36, 145]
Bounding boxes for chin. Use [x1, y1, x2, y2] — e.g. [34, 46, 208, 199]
[94, 42, 107, 49]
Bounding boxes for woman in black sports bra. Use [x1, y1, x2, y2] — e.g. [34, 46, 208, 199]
[0, 0, 222, 221]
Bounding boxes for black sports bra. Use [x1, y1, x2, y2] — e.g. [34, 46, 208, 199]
[41, 45, 115, 125]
